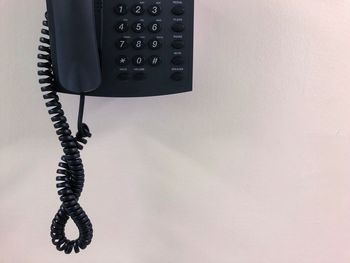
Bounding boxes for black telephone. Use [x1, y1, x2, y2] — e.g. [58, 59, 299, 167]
[37, 0, 194, 254]
[46, 0, 193, 97]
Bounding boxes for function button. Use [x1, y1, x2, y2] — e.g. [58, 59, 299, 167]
[117, 55, 129, 66]
[116, 38, 129, 50]
[172, 39, 184, 49]
[133, 72, 146, 80]
[117, 72, 130, 81]
[171, 55, 184, 66]
[115, 4, 127, 15]
[148, 55, 161, 66]
[148, 22, 161, 33]
[131, 4, 144, 15]
[132, 55, 145, 66]
[132, 21, 145, 33]
[132, 38, 145, 50]
[171, 72, 184, 81]
[172, 5, 185, 15]
[115, 21, 128, 33]
[148, 4, 161, 16]
[172, 22, 185, 32]
[148, 38, 162, 50]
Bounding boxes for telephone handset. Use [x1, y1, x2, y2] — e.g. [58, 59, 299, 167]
[46, 0, 102, 94]
[47, 0, 194, 97]
[37, 0, 194, 255]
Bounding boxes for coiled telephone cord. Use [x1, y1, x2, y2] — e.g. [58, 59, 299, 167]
[37, 13, 93, 254]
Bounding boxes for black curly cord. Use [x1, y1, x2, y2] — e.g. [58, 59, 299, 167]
[37, 14, 93, 254]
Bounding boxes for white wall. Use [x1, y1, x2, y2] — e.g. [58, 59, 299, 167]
[1, 0, 350, 262]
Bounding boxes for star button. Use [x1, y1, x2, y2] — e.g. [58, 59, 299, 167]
[117, 55, 129, 66]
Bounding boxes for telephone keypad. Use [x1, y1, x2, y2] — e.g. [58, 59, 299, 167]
[97, 0, 193, 97]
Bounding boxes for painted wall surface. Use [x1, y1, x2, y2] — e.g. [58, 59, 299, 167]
[1, 1, 350, 262]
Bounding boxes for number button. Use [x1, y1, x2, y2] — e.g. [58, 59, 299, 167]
[115, 21, 128, 33]
[115, 4, 127, 15]
[148, 22, 161, 33]
[116, 38, 129, 50]
[132, 38, 145, 50]
[132, 21, 145, 33]
[131, 4, 144, 15]
[148, 4, 161, 16]
[117, 55, 129, 66]
[132, 55, 145, 66]
[148, 39, 161, 50]
[149, 55, 161, 67]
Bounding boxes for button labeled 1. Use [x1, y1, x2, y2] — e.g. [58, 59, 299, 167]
[115, 4, 127, 15]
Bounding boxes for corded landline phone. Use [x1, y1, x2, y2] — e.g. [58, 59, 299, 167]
[37, 0, 194, 254]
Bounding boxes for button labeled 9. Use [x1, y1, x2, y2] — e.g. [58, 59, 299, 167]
[148, 39, 161, 50]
